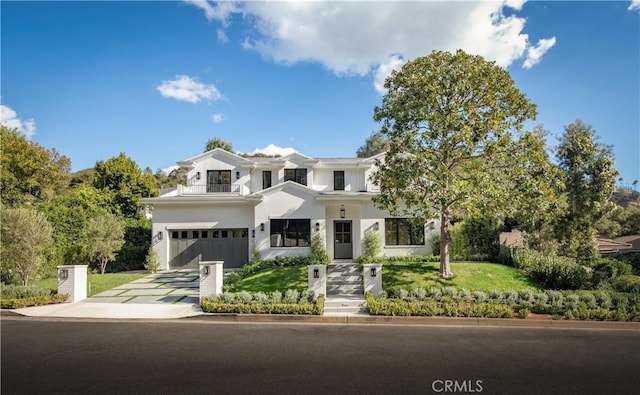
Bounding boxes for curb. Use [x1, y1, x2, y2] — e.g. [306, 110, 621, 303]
[186, 313, 640, 330]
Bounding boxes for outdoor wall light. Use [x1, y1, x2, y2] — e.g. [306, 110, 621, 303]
[158, 231, 163, 240]
[251, 229, 255, 238]
[340, 205, 346, 218]
[196, 171, 201, 180]
[370, 267, 377, 277]
[236, 171, 240, 180]
[429, 222, 436, 230]
[59, 269, 68, 281]
[203, 266, 210, 276]
[315, 222, 320, 232]
[314, 268, 319, 279]
[260, 223, 265, 231]
[374, 222, 379, 231]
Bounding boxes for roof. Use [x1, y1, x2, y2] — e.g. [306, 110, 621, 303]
[596, 237, 633, 254]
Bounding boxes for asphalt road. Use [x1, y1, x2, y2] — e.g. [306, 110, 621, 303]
[2, 317, 639, 395]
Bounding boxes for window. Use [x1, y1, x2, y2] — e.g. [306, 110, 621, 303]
[263, 171, 272, 189]
[270, 219, 310, 247]
[181, 231, 188, 239]
[207, 170, 231, 192]
[385, 218, 424, 246]
[284, 168, 307, 186]
[334, 171, 345, 191]
[192, 231, 199, 239]
[201, 231, 208, 238]
[172, 231, 179, 239]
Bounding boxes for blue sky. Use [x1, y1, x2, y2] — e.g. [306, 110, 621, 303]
[1, 1, 638, 184]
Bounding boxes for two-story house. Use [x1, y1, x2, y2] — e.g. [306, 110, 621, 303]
[141, 148, 438, 270]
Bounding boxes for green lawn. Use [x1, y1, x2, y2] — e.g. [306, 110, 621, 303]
[233, 266, 307, 293]
[383, 261, 542, 291]
[31, 272, 147, 297]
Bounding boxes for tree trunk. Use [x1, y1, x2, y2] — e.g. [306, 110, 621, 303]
[100, 259, 107, 274]
[439, 208, 453, 277]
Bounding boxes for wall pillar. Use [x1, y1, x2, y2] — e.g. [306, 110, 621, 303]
[363, 263, 382, 297]
[199, 261, 223, 301]
[57, 265, 88, 303]
[307, 264, 326, 301]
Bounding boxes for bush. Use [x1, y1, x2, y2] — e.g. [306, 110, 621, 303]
[1, 284, 55, 299]
[610, 275, 640, 293]
[360, 230, 382, 263]
[144, 246, 160, 274]
[200, 291, 324, 315]
[0, 284, 68, 309]
[511, 247, 591, 289]
[310, 233, 330, 264]
[610, 252, 640, 274]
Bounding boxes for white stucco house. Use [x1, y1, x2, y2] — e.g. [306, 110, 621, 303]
[141, 148, 438, 270]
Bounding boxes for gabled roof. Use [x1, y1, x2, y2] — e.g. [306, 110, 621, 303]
[177, 148, 252, 168]
[253, 180, 319, 197]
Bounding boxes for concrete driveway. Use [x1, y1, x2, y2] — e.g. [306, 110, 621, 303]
[84, 269, 199, 304]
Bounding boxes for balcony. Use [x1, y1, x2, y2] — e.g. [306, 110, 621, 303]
[177, 183, 242, 195]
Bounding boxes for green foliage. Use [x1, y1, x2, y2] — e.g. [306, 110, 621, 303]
[460, 215, 501, 260]
[0, 126, 71, 206]
[31, 272, 147, 297]
[1, 294, 69, 309]
[200, 292, 324, 315]
[366, 293, 514, 318]
[591, 258, 633, 287]
[609, 275, 640, 293]
[356, 131, 389, 158]
[511, 247, 592, 289]
[144, 246, 160, 274]
[110, 217, 151, 272]
[309, 233, 330, 264]
[84, 212, 126, 274]
[1, 207, 54, 286]
[1, 283, 55, 299]
[360, 230, 382, 263]
[372, 49, 538, 277]
[204, 137, 233, 153]
[610, 252, 640, 274]
[93, 152, 158, 218]
[555, 120, 618, 262]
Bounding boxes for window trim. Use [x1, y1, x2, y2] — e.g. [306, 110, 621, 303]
[284, 168, 308, 186]
[262, 170, 272, 189]
[270, 219, 311, 247]
[384, 218, 425, 246]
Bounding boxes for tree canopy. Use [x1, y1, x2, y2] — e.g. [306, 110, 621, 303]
[1, 126, 71, 206]
[356, 131, 389, 158]
[372, 49, 538, 277]
[204, 137, 233, 153]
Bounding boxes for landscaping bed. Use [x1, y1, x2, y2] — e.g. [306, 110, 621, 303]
[201, 290, 324, 315]
[0, 284, 68, 309]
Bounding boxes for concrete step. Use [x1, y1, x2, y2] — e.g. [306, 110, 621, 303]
[324, 307, 368, 315]
[324, 299, 366, 309]
[327, 284, 363, 292]
[327, 278, 361, 285]
[327, 273, 361, 280]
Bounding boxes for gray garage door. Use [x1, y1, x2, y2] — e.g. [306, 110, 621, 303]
[169, 229, 249, 269]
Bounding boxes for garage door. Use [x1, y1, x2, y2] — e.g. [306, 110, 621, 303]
[169, 229, 249, 269]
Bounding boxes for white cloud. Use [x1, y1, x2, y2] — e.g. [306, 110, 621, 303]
[248, 144, 297, 157]
[183, 0, 237, 25]
[523, 37, 557, 69]
[0, 104, 36, 138]
[217, 28, 228, 43]
[212, 113, 224, 123]
[160, 165, 179, 175]
[156, 75, 222, 103]
[188, 0, 556, 93]
[374, 55, 406, 94]
[629, 0, 640, 11]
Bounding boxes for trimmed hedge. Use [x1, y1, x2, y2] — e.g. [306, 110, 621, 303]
[1, 294, 68, 309]
[200, 290, 324, 315]
[511, 248, 591, 289]
[368, 286, 640, 321]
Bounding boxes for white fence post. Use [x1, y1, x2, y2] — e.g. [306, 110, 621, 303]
[57, 265, 88, 303]
[307, 265, 326, 301]
[199, 261, 223, 301]
[363, 263, 382, 297]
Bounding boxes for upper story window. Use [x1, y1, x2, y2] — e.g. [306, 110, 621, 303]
[284, 168, 307, 186]
[263, 171, 272, 189]
[385, 218, 425, 246]
[207, 170, 231, 193]
[334, 171, 345, 191]
[270, 219, 310, 247]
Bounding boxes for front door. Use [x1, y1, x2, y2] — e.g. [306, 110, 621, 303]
[334, 220, 353, 259]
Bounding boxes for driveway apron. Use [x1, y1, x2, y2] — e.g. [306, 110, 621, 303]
[83, 270, 199, 304]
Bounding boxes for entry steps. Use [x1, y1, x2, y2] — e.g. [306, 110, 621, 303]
[325, 262, 368, 315]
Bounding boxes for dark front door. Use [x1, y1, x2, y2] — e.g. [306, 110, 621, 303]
[334, 221, 353, 259]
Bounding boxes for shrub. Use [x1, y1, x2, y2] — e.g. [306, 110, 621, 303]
[310, 233, 330, 264]
[443, 287, 458, 300]
[610, 275, 640, 293]
[503, 290, 519, 305]
[1, 293, 68, 308]
[269, 290, 283, 303]
[144, 247, 160, 274]
[199, 292, 323, 315]
[411, 287, 427, 301]
[283, 289, 300, 304]
[511, 247, 591, 289]
[1, 284, 55, 299]
[517, 307, 530, 318]
[236, 291, 253, 304]
[472, 291, 487, 303]
[361, 230, 381, 262]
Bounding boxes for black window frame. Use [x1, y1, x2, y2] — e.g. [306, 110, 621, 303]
[270, 219, 311, 247]
[333, 170, 345, 191]
[284, 168, 307, 186]
[385, 218, 425, 246]
[262, 170, 272, 189]
[207, 170, 232, 192]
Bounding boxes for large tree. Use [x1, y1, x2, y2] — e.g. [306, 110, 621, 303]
[555, 120, 618, 261]
[372, 50, 537, 277]
[204, 137, 233, 153]
[1, 126, 71, 206]
[356, 131, 389, 158]
[1, 207, 53, 285]
[93, 153, 158, 218]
